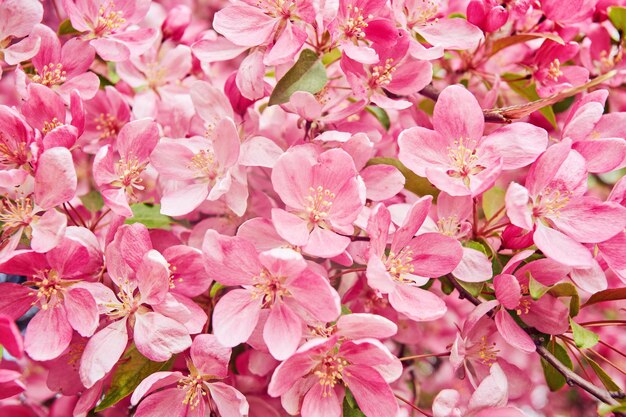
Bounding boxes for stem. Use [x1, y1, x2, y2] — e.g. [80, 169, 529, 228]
[399, 352, 450, 361]
[394, 394, 433, 417]
[329, 267, 366, 281]
[447, 275, 622, 408]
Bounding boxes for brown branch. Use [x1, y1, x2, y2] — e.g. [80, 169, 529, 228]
[447, 275, 624, 410]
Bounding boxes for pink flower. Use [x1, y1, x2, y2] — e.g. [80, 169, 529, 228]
[130, 334, 249, 417]
[79, 225, 192, 388]
[21, 24, 100, 102]
[93, 119, 159, 217]
[467, 0, 509, 33]
[203, 230, 341, 359]
[0, 230, 102, 361]
[559, 90, 626, 173]
[532, 40, 589, 98]
[0, 315, 23, 359]
[62, 0, 157, 62]
[505, 139, 626, 268]
[399, 85, 548, 196]
[0, 0, 43, 77]
[268, 332, 401, 417]
[366, 198, 463, 321]
[433, 363, 528, 417]
[80, 86, 131, 153]
[271, 145, 365, 258]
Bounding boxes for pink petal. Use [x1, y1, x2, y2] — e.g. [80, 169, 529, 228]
[31, 209, 67, 252]
[482, 123, 548, 170]
[80, 317, 129, 388]
[264, 301, 303, 360]
[505, 183, 533, 230]
[117, 119, 159, 162]
[398, 126, 450, 177]
[208, 382, 250, 417]
[452, 247, 492, 283]
[522, 295, 569, 335]
[366, 256, 396, 293]
[416, 18, 484, 50]
[494, 310, 535, 353]
[64, 287, 98, 337]
[24, 305, 73, 361]
[131, 372, 183, 405]
[191, 334, 231, 378]
[202, 230, 261, 286]
[433, 84, 484, 141]
[303, 226, 351, 258]
[134, 387, 187, 417]
[388, 283, 447, 321]
[213, 289, 262, 347]
[336, 313, 397, 339]
[553, 198, 626, 243]
[533, 222, 593, 268]
[133, 312, 191, 362]
[0, 283, 36, 319]
[405, 233, 463, 277]
[213, 5, 276, 46]
[573, 138, 626, 173]
[343, 364, 399, 417]
[391, 196, 432, 251]
[301, 382, 343, 417]
[287, 269, 341, 322]
[137, 250, 170, 305]
[468, 363, 508, 410]
[34, 147, 77, 210]
[0, 315, 23, 358]
[493, 274, 522, 310]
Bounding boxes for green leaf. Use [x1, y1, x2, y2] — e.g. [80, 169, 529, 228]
[210, 282, 225, 298]
[528, 273, 550, 300]
[366, 157, 439, 199]
[581, 287, 626, 308]
[599, 403, 626, 417]
[502, 73, 557, 128]
[464, 240, 488, 255]
[125, 203, 172, 229]
[570, 319, 599, 349]
[268, 49, 327, 105]
[58, 19, 80, 36]
[322, 48, 342, 66]
[548, 282, 580, 317]
[80, 191, 104, 213]
[95, 344, 175, 411]
[341, 304, 353, 315]
[365, 105, 390, 130]
[440, 276, 454, 295]
[490, 33, 564, 56]
[609, 6, 626, 34]
[541, 340, 573, 391]
[587, 357, 622, 392]
[457, 279, 484, 297]
[482, 187, 505, 220]
[343, 389, 366, 417]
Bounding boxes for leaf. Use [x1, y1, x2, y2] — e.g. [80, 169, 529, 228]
[490, 33, 564, 56]
[322, 48, 342, 66]
[268, 49, 327, 105]
[341, 304, 353, 315]
[95, 344, 175, 411]
[457, 279, 484, 297]
[210, 282, 225, 298]
[581, 287, 626, 308]
[365, 105, 390, 130]
[80, 191, 104, 213]
[482, 187, 506, 220]
[440, 276, 455, 295]
[608, 6, 626, 34]
[541, 340, 573, 391]
[58, 19, 80, 36]
[366, 157, 439, 199]
[464, 240, 488, 255]
[125, 204, 172, 229]
[528, 273, 550, 300]
[587, 357, 622, 392]
[548, 282, 580, 317]
[502, 73, 556, 127]
[343, 389, 366, 417]
[570, 319, 599, 349]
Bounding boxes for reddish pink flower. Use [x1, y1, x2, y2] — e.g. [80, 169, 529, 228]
[366, 198, 463, 321]
[268, 333, 401, 417]
[271, 145, 365, 258]
[93, 119, 159, 217]
[399, 85, 548, 196]
[62, 0, 157, 61]
[532, 40, 589, 98]
[203, 230, 341, 359]
[0, 230, 102, 361]
[505, 139, 626, 268]
[0, 315, 23, 359]
[130, 334, 248, 417]
[467, 0, 509, 33]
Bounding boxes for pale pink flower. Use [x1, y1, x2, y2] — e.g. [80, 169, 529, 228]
[93, 119, 159, 217]
[0, 0, 43, 77]
[130, 334, 248, 417]
[271, 145, 365, 258]
[366, 198, 463, 321]
[505, 139, 626, 268]
[399, 85, 548, 196]
[203, 230, 341, 360]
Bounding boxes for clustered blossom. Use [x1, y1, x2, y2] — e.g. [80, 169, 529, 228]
[0, 1, 625, 417]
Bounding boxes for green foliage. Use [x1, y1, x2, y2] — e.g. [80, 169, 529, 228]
[502, 73, 557, 127]
[570, 319, 599, 349]
[125, 203, 172, 229]
[268, 50, 328, 105]
[608, 6, 626, 34]
[482, 187, 505, 220]
[582, 287, 626, 308]
[541, 340, 573, 391]
[366, 157, 439, 199]
[58, 19, 80, 35]
[587, 357, 623, 392]
[80, 191, 104, 212]
[343, 389, 366, 417]
[365, 105, 390, 130]
[95, 344, 175, 411]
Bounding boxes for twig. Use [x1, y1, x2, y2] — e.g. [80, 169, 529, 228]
[395, 394, 433, 417]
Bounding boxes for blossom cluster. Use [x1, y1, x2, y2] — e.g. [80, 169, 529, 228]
[0, 0, 625, 416]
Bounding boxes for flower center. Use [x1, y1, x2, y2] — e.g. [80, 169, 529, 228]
[251, 269, 289, 306]
[188, 150, 220, 181]
[145, 62, 167, 89]
[113, 157, 146, 197]
[446, 138, 485, 186]
[32, 63, 67, 86]
[476, 335, 499, 366]
[547, 58, 563, 82]
[305, 186, 335, 224]
[25, 269, 64, 310]
[0, 196, 34, 231]
[437, 216, 461, 237]
[42, 118, 64, 134]
[532, 187, 571, 218]
[94, 113, 120, 141]
[314, 353, 349, 397]
[178, 374, 210, 410]
[95, 2, 126, 36]
[342, 4, 371, 39]
[385, 248, 416, 282]
[370, 58, 395, 88]
[0, 132, 29, 168]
